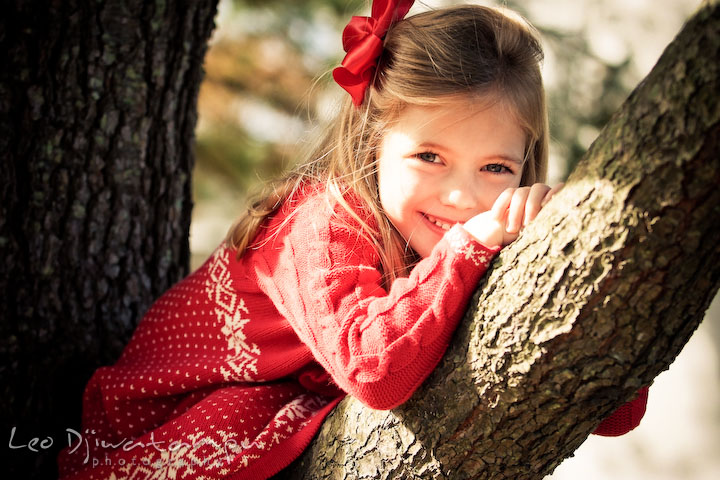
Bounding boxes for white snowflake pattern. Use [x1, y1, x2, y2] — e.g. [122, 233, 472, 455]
[205, 248, 261, 382]
[110, 430, 240, 480]
[446, 227, 494, 267]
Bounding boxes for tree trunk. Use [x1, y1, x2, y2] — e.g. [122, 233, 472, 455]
[0, 1, 217, 477]
[284, 2, 720, 479]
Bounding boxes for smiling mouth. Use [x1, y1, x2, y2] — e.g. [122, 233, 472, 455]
[424, 214, 454, 231]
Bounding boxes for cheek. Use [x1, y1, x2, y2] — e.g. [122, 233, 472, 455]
[377, 160, 400, 215]
[378, 181, 397, 216]
[378, 160, 421, 211]
[379, 173, 412, 220]
[472, 174, 523, 210]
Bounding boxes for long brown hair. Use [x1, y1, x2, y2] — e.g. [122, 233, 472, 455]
[226, 4, 548, 287]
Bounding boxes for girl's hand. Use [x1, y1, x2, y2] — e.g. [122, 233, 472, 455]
[462, 183, 564, 248]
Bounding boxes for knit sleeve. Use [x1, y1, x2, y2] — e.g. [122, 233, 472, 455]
[251, 195, 499, 410]
[592, 386, 649, 436]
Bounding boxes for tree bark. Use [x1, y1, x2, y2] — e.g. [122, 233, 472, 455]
[0, 1, 217, 477]
[285, 2, 720, 479]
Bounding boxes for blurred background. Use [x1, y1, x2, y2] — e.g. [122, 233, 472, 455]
[190, 1, 719, 478]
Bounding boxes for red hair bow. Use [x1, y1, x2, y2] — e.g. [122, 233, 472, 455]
[333, 0, 414, 106]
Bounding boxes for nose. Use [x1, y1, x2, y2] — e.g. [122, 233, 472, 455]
[443, 176, 479, 211]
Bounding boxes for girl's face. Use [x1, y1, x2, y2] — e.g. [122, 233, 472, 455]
[377, 99, 526, 257]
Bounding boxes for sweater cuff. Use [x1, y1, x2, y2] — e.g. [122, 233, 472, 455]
[442, 224, 501, 268]
[592, 386, 649, 437]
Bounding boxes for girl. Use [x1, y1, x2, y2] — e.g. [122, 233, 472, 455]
[58, 1, 647, 478]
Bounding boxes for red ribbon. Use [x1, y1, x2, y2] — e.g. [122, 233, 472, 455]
[333, 0, 414, 106]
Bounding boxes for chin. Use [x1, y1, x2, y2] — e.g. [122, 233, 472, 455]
[412, 241, 437, 259]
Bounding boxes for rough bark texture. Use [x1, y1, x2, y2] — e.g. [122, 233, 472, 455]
[285, 3, 720, 479]
[0, 1, 217, 477]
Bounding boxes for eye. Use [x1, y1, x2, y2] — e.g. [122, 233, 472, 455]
[482, 163, 513, 174]
[415, 152, 441, 163]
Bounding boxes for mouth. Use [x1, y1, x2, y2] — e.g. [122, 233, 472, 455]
[422, 213, 455, 232]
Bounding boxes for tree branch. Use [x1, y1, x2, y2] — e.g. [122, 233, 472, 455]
[285, 2, 720, 478]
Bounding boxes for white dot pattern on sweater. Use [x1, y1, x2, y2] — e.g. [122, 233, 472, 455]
[58, 187, 500, 479]
[57, 246, 336, 479]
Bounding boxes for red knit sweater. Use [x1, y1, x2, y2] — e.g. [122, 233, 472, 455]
[57, 185, 646, 479]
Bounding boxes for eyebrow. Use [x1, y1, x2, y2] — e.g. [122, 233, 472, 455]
[418, 142, 524, 166]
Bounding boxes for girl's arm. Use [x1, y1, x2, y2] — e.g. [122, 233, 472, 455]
[252, 185, 652, 432]
[593, 386, 649, 436]
[251, 194, 499, 410]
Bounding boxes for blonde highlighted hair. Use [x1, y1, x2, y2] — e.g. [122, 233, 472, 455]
[226, 4, 548, 287]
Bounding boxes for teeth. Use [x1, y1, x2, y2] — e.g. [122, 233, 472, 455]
[426, 214, 453, 231]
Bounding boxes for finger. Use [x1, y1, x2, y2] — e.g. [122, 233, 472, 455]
[502, 229, 519, 247]
[541, 182, 565, 207]
[524, 183, 551, 225]
[491, 188, 515, 220]
[507, 187, 530, 234]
